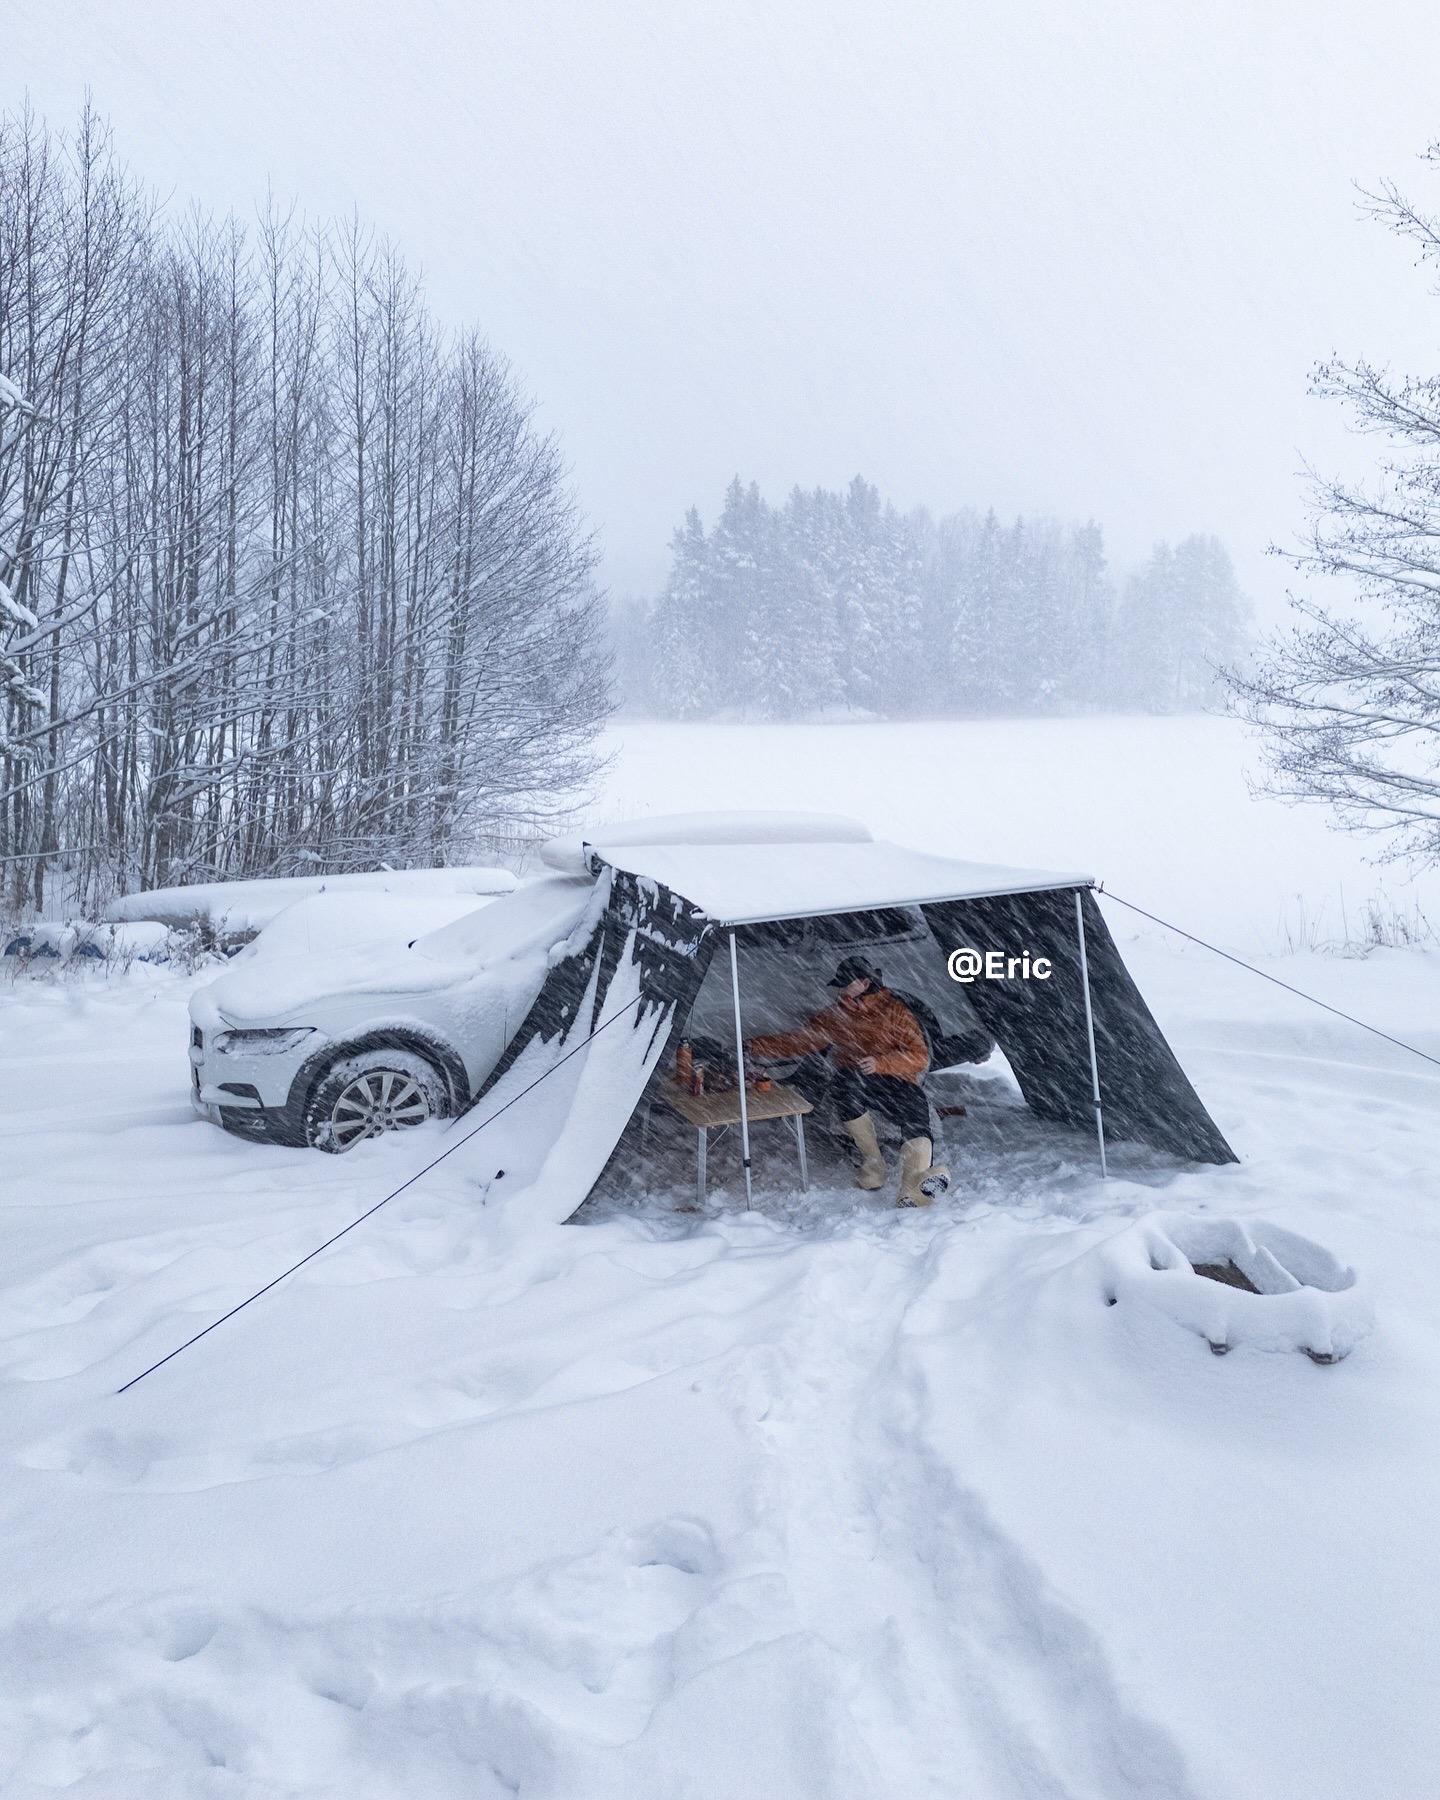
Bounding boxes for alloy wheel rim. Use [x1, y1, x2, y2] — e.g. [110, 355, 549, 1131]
[327, 1068, 431, 1149]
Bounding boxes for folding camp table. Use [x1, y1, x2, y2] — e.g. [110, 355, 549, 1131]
[659, 1081, 811, 1205]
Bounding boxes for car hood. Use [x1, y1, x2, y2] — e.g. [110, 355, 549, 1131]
[192, 893, 493, 1028]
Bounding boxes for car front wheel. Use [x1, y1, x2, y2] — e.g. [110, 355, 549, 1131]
[304, 1048, 447, 1152]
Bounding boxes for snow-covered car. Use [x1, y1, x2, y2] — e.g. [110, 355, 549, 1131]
[187, 877, 594, 1150]
[187, 812, 995, 1153]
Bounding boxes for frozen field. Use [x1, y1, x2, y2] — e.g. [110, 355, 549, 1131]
[596, 713, 1440, 953]
[4, 715, 1440, 1797]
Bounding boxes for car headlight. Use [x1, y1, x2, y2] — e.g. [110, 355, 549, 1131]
[212, 1027, 317, 1057]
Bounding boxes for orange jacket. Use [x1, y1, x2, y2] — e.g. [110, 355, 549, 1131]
[747, 986, 929, 1084]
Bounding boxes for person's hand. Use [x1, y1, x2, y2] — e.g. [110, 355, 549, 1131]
[856, 1055, 878, 1075]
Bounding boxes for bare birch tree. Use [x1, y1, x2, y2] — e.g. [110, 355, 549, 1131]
[0, 105, 609, 913]
[1230, 149, 1440, 868]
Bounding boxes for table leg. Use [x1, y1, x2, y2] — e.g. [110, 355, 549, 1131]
[794, 1113, 809, 1192]
[697, 1125, 707, 1207]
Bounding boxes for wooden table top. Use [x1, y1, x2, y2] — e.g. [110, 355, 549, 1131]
[659, 1079, 812, 1128]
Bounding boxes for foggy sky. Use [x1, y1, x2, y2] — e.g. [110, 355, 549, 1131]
[9, 0, 1440, 618]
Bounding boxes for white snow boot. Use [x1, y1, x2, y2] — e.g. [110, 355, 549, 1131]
[898, 1136, 949, 1207]
[842, 1112, 887, 1191]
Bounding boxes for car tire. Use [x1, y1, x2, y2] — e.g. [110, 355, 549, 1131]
[303, 1047, 448, 1153]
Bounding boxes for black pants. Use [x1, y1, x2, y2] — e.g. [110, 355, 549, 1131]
[787, 1054, 931, 1141]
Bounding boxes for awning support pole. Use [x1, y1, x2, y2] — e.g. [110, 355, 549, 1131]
[727, 929, 754, 1207]
[1075, 889, 1108, 1179]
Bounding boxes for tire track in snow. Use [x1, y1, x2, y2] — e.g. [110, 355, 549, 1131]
[749, 1221, 1205, 1800]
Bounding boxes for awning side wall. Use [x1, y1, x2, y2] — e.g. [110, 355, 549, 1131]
[922, 888, 1238, 1166]
[450, 868, 716, 1227]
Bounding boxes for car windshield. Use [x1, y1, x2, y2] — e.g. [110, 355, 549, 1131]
[413, 873, 595, 968]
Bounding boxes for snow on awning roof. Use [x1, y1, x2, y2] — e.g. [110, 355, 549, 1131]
[598, 838, 1093, 925]
[541, 809, 870, 876]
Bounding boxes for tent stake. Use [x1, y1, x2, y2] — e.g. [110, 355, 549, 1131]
[1075, 889, 1108, 1178]
[727, 929, 754, 1207]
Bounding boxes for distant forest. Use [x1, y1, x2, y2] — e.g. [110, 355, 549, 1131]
[612, 476, 1251, 720]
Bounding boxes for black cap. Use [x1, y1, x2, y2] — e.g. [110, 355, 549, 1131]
[829, 954, 882, 988]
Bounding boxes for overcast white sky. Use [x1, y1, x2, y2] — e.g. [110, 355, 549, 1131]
[9, 0, 1440, 614]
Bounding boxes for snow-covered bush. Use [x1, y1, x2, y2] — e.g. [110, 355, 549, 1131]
[1, 918, 189, 979]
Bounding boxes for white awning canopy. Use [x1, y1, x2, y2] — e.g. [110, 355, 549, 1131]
[596, 838, 1092, 925]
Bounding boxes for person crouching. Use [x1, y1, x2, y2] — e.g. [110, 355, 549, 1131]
[744, 956, 948, 1206]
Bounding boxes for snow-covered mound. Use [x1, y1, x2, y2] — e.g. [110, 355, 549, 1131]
[1099, 1212, 1374, 1362]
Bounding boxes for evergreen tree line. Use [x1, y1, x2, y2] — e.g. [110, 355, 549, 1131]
[1, 107, 608, 914]
[614, 476, 1250, 720]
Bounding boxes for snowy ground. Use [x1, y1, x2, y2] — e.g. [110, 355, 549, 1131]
[4, 715, 1440, 1797]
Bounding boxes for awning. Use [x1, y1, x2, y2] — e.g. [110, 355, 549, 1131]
[541, 809, 872, 875]
[596, 838, 1093, 926]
